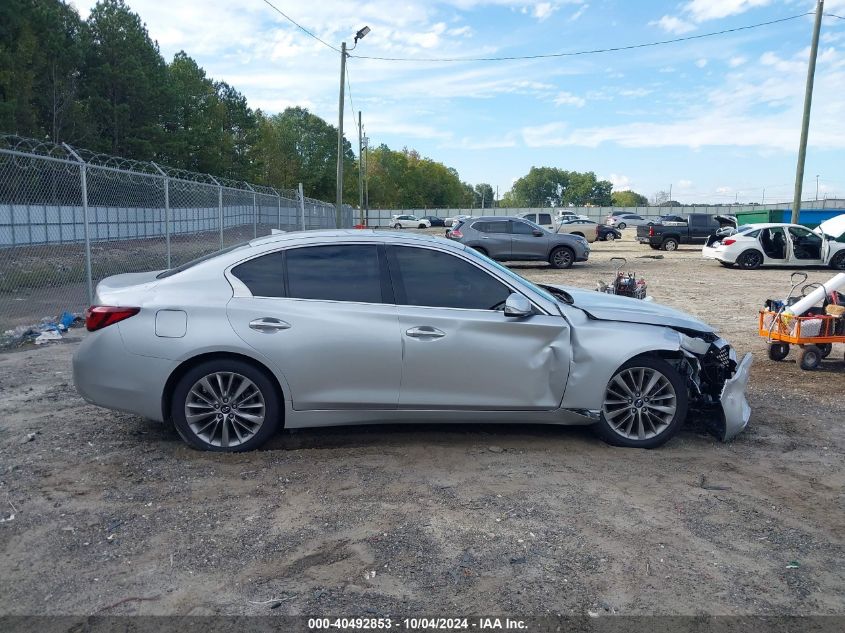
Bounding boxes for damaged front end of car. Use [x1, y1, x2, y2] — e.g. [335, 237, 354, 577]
[677, 332, 752, 441]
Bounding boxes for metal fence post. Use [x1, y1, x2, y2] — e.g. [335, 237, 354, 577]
[298, 183, 306, 231]
[277, 194, 282, 229]
[151, 163, 171, 268]
[63, 143, 93, 304]
[80, 164, 93, 304]
[218, 185, 224, 248]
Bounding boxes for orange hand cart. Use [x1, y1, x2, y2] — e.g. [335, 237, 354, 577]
[759, 310, 844, 370]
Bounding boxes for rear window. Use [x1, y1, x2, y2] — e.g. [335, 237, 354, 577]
[286, 244, 383, 303]
[231, 251, 285, 297]
[472, 221, 509, 234]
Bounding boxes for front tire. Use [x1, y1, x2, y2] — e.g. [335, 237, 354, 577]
[596, 356, 688, 449]
[768, 343, 789, 361]
[830, 251, 845, 270]
[797, 345, 822, 371]
[418, 224, 427, 229]
[606, 232, 616, 241]
[393, 223, 402, 229]
[549, 246, 574, 269]
[617, 222, 626, 230]
[171, 359, 281, 452]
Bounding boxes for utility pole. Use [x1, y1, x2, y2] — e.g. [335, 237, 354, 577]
[762, 188, 765, 205]
[815, 174, 820, 201]
[668, 183, 672, 202]
[358, 112, 364, 226]
[336, 41, 347, 229]
[363, 134, 369, 222]
[791, 0, 824, 224]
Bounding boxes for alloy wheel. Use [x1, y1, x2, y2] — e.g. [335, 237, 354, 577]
[602, 366, 677, 440]
[551, 248, 573, 268]
[184, 372, 266, 448]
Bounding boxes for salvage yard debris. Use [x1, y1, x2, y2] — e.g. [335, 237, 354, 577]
[1, 311, 83, 349]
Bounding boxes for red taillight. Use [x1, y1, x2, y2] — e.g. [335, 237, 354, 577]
[723, 238, 736, 246]
[85, 306, 140, 332]
[450, 229, 463, 238]
[648, 226, 654, 236]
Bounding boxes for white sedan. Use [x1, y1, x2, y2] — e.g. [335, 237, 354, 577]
[391, 214, 432, 229]
[702, 221, 845, 270]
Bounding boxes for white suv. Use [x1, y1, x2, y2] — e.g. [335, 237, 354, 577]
[391, 215, 432, 229]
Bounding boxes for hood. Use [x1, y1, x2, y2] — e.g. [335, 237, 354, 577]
[815, 214, 845, 240]
[548, 284, 715, 333]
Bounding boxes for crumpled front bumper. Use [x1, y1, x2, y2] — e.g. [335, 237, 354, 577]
[717, 352, 753, 441]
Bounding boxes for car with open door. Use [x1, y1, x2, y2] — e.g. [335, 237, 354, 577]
[702, 222, 845, 270]
[73, 230, 751, 452]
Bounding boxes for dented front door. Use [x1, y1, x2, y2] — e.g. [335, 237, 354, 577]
[396, 306, 570, 410]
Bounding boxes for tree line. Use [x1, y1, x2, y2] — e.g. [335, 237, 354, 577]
[0, 0, 649, 208]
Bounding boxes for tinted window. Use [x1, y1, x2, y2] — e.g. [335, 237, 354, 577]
[286, 245, 383, 303]
[538, 214, 552, 225]
[389, 246, 510, 310]
[231, 251, 285, 297]
[512, 220, 539, 235]
[473, 221, 509, 234]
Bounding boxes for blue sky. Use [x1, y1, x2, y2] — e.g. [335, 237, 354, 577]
[69, 0, 845, 204]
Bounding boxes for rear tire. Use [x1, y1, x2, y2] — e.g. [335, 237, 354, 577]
[549, 246, 574, 269]
[393, 223, 402, 229]
[171, 359, 281, 452]
[617, 222, 627, 230]
[767, 343, 789, 361]
[737, 250, 763, 270]
[662, 238, 679, 251]
[818, 343, 832, 359]
[796, 345, 822, 371]
[595, 356, 688, 449]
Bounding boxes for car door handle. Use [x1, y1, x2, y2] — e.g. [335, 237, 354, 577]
[405, 326, 446, 339]
[249, 317, 291, 332]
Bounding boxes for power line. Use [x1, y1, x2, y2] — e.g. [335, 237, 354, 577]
[349, 13, 813, 62]
[824, 13, 845, 20]
[345, 64, 357, 121]
[261, 0, 340, 53]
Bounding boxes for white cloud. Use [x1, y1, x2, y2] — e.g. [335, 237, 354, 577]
[607, 173, 633, 189]
[716, 186, 732, 194]
[728, 56, 747, 67]
[677, 179, 693, 188]
[532, 2, 557, 21]
[554, 91, 586, 107]
[651, 0, 772, 35]
[683, 0, 771, 23]
[569, 4, 589, 21]
[651, 15, 696, 34]
[696, 58, 708, 68]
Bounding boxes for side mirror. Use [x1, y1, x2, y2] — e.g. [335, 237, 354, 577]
[504, 293, 533, 318]
[532, 229, 543, 237]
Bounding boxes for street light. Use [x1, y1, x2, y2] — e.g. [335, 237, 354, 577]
[336, 26, 370, 228]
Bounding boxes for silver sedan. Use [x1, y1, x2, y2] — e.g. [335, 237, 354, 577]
[73, 230, 752, 452]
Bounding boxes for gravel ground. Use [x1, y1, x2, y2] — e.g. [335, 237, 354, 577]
[0, 229, 843, 618]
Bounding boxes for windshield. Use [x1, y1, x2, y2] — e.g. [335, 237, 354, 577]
[463, 247, 559, 304]
[156, 242, 248, 279]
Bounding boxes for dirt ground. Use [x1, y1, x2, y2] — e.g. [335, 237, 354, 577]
[0, 229, 843, 618]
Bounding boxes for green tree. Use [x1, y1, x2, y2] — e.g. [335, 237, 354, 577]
[473, 183, 495, 208]
[253, 106, 354, 201]
[611, 189, 649, 207]
[506, 167, 612, 207]
[0, 0, 85, 141]
[80, 0, 171, 158]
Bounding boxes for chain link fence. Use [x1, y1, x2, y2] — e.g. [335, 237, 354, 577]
[0, 135, 353, 332]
